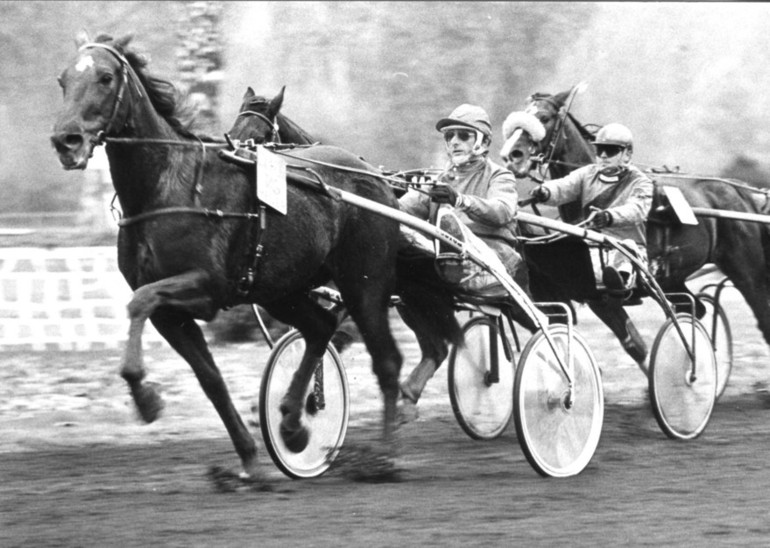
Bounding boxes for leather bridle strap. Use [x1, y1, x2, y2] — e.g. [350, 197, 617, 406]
[237, 110, 280, 143]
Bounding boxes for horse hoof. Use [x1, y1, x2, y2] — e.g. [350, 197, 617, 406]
[130, 382, 164, 423]
[280, 422, 309, 453]
[397, 398, 419, 425]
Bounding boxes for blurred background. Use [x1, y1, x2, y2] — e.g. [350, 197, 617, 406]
[3, 0, 770, 234]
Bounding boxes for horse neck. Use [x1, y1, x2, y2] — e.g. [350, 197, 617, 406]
[278, 114, 316, 145]
[549, 119, 594, 178]
[106, 89, 194, 215]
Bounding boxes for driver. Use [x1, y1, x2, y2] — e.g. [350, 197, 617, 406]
[529, 123, 653, 293]
[398, 103, 528, 294]
[397, 103, 528, 420]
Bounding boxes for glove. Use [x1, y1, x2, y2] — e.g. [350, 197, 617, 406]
[430, 183, 460, 206]
[529, 185, 550, 203]
[592, 210, 613, 229]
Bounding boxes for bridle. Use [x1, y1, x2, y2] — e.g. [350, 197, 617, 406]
[236, 109, 280, 144]
[524, 96, 568, 180]
[77, 42, 140, 145]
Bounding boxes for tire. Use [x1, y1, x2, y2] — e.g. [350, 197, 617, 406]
[649, 314, 717, 440]
[448, 316, 514, 440]
[259, 330, 349, 478]
[695, 293, 733, 400]
[513, 325, 604, 478]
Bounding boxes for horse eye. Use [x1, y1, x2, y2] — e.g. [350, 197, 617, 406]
[99, 73, 114, 86]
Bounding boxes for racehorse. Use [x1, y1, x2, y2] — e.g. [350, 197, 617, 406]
[506, 88, 770, 365]
[50, 32, 457, 479]
[225, 87, 530, 416]
[230, 85, 317, 146]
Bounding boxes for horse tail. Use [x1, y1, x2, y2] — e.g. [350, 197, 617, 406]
[733, 183, 770, 282]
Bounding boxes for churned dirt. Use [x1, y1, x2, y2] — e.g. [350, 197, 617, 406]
[2, 276, 769, 547]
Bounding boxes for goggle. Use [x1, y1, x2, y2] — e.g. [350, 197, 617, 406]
[443, 129, 475, 143]
[595, 144, 626, 157]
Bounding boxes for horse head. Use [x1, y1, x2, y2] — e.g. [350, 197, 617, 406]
[227, 86, 285, 144]
[500, 111, 546, 179]
[51, 31, 191, 172]
[51, 31, 138, 170]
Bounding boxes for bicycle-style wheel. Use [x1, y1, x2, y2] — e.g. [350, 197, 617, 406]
[448, 316, 515, 440]
[514, 325, 603, 478]
[696, 293, 733, 400]
[259, 330, 349, 478]
[649, 314, 717, 440]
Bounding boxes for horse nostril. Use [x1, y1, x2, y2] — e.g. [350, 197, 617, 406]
[64, 134, 83, 147]
[51, 133, 84, 153]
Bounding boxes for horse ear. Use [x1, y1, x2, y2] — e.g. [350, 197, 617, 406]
[113, 34, 134, 51]
[269, 86, 285, 114]
[75, 30, 90, 49]
[554, 90, 570, 107]
[244, 87, 255, 99]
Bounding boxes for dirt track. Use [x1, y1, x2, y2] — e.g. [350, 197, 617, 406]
[2, 280, 770, 547]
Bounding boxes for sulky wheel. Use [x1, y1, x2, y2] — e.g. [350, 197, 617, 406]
[448, 315, 515, 440]
[695, 292, 733, 400]
[649, 314, 717, 440]
[513, 324, 604, 478]
[259, 329, 349, 478]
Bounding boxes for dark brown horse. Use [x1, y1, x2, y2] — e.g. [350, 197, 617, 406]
[50, 32, 456, 479]
[507, 88, 770, 366]
[229, 86, 317, 147]
[225, 87, 517, 416]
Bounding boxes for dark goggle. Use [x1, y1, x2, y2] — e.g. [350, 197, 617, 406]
[443, 129, 475, 143]
[595, 144, 625, 157]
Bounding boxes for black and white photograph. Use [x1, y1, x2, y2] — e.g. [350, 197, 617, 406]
[2, 2, 770, 545]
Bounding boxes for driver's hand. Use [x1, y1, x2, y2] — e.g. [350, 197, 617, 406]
[430, 183, 459, 206]
[590, 209, 613, 229]
[529, 185, 550, 203]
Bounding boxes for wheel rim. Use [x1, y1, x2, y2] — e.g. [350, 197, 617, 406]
[515, 326, 603, 477]
[260, 332, 349, 478]
[650, 316, 716, 440]
[449, 317, 514, 440]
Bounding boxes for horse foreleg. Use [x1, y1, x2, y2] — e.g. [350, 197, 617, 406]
[121, 271, 216, 419]
[120, 271, 259, 477]
[588, 297, 648, 371]
[151, 311, 259, 477]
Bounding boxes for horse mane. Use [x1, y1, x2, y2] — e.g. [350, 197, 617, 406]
[93, 33, 204, 140]
[567, 113, 597, 142]
[278, 114, 317, 144]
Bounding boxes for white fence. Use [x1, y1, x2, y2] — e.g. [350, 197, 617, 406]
[0, 247, 163, 351]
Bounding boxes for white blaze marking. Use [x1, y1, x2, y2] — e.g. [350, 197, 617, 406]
[75, 55, 94, 72]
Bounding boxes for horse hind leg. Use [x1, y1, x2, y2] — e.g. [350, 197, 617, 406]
[265, 294, 339, 453]
[345, 296, 403, 442]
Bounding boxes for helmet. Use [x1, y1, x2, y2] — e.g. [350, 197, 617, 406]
[436, 104, 492, 138]
[594, 123, 633, 149]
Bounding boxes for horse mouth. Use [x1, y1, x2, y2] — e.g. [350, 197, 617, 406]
[507, 159, 531, 178]
[56, 151, 90, 170]
[51, 135, 94, 170]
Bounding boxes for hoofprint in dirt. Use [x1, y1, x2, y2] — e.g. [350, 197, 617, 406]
[1, 394, 770, 547]
[1, 270, 770, 545]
